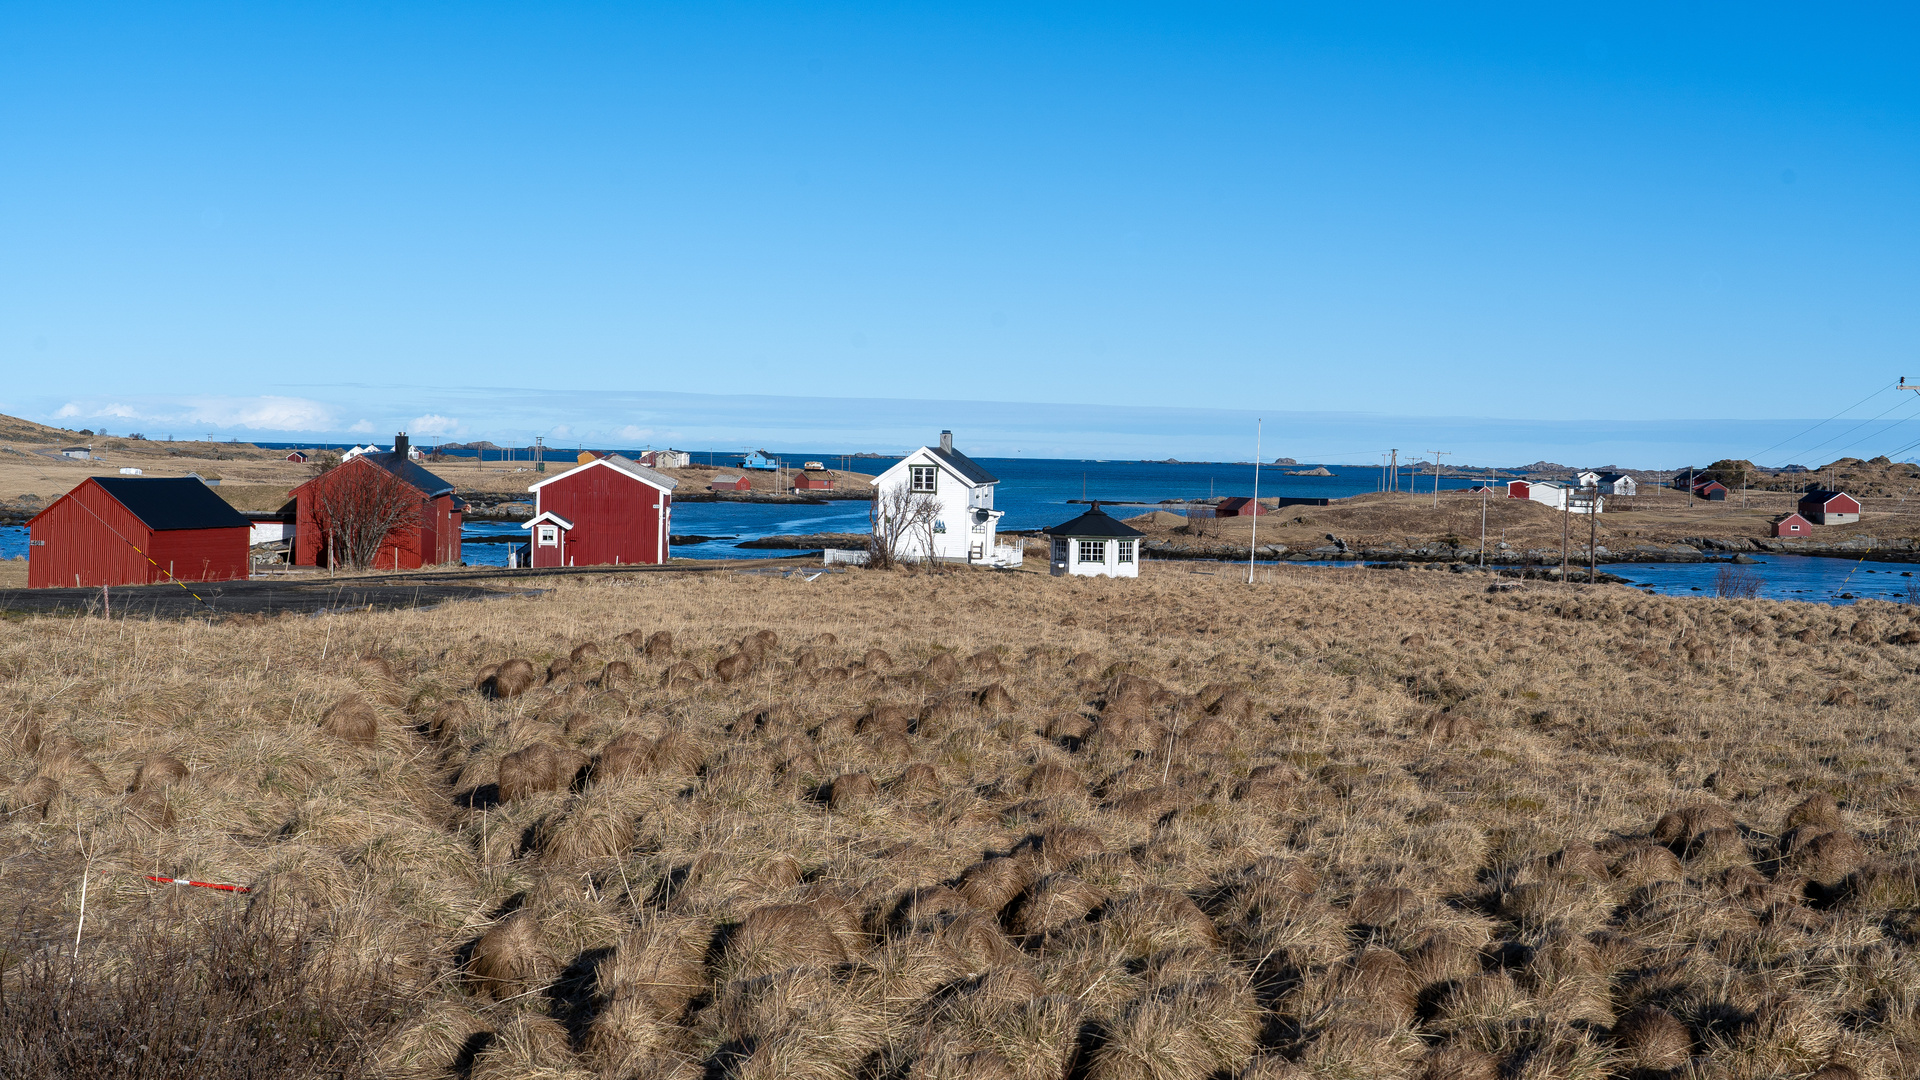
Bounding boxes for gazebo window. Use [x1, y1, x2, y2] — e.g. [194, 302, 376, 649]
[1077, 539, 1105, 563]
[1116, 540, 1134, 563]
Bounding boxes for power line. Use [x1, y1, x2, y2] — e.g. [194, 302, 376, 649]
[1777, 393, 1920, 465]
[1749, 383, 1896, 464]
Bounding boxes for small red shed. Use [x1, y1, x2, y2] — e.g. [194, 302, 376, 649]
[1507, 480, 1532, 499]
[1771, 512, 1813, 537]
[1213, 497, 1268, 517]
[522, 454, 677, 567]
[793, 473, 835, 492]
[1693, 480, 1728, 500]
[1797, 490, 1861, 525]
[285, 451, 308, 463]
[709, 474, 751, 492]
[28, 476, 251, 589]
[289, 435, 462, 569]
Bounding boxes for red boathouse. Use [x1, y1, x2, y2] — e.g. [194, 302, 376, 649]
[28, 476, 251, 588]
[289, 435, 463, 569]
[523, 454, 678, 567]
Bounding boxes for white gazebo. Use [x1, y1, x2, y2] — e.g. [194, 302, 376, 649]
[1043, 504, 1144, 578]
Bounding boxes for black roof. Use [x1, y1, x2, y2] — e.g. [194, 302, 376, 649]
[359, 452, 455, 497]
[90, 477, 250, 532]
[1798, 489, 1852, 503]
[1043, 504, 1145, 538]
[928, 445, 997, 485]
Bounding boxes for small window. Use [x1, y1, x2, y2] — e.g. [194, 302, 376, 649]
[1077, 539, 1105, 564]
[910, 465, 937, 493]
[1117, 540, 1134, 563]
[1051, 538, 1067, 562]
[537, 525, 558, 546]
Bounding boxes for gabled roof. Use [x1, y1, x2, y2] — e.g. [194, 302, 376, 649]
[358, 451, 456, 497]
[927, 445, 997, 485]
[1043, 505, 1144, 538]
[521, 510, 576, 530]
[1598, 471, 1632, 482]
[1798, 489, 1856, 505]
[529, 453, 678, 494]
[711, 474, 743, 484]
[86, 477, 250, 531]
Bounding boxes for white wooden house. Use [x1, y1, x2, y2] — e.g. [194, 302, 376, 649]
[1597, 472, 1637, 496]
[1043, 505, 1143, 578]
[1575, 470, 1602, 488]
[869, 431, 1016, 565]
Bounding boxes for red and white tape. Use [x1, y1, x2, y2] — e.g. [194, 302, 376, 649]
[146, 874, 250, 893]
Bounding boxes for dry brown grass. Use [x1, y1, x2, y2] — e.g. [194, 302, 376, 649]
[5, 562, 1920, 1077]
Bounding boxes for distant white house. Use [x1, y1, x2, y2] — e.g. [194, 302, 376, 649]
[1575, 470, 1602, 488]
[341, 444, 382, 461]
[1516, 481, 1603, 514]
[60, 446, 92, 460]
[869, 430, 1016, 565]
[1597, 472, 1637, 496]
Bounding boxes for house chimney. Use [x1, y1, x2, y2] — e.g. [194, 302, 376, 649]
[940, 430, 953, 453]
[394, 432, 409, 459]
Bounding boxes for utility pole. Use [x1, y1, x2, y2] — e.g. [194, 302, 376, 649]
[1561, 494, 1570, 586]
[1427, 450, 1451, 508]
[1479, 484, 1489, 568]
[1248, 419, 1262, 585]
[1389, 449, 1399, 493]
[1587, 482, 1598, 584]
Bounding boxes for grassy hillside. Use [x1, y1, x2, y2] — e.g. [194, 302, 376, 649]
[4, 566, 1920, 1077]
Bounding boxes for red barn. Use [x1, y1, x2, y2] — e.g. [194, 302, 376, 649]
[289, 436, 462, 569]
[709, 474, 751, 492]
[28, 476, 251, 589]
[793, 472, 835, 492]
[1797, 490, 1861, 525]
[1772, 512, 1813, 537]
[1507, 480, 1532, 499]
[522, 454, 677, 567]
[285, 451, 308, 463]
[1214, 497, 1267, 517]
[1692, 480, 1728, 500]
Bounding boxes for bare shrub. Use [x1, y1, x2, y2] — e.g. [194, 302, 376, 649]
[1714, 566, 1764, 599]
[310, 458, 424, 569]
[320, 692, 379, 746]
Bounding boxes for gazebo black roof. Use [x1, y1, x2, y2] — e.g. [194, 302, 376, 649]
[1043, 504, 1144, 539]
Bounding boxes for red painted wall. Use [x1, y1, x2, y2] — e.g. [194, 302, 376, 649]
[1826, 494, 1861, 515]
[28, 480, 248, 588]
[531, 464, 670, 567]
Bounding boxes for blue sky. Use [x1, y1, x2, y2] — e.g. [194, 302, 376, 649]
[2, 3, 1917, 465]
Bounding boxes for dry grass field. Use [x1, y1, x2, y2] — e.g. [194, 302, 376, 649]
[5, 564, 1920, 1079]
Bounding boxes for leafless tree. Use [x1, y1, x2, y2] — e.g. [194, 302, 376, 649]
[868, 486, 941, 570]
[313, 460, 423, 570]
[306, 450, 341, 476]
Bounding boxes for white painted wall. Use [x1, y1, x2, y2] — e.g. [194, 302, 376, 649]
[1049, 536, 1140, 578]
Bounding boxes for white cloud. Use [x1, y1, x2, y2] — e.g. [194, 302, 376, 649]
[44, 395, 337, 432]
[615, 425, 654, 442]
[348, 419, 375, 434]
[408, 413, 461, 437]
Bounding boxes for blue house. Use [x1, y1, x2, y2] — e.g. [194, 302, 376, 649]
[741, 449, 780, 471]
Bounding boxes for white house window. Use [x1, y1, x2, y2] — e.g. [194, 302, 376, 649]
[1077, 539, 1105, 563]
[1117, 540, 1134, 563]
[911, 466, 937, 493]
[537, 525, 558, 546]
[1051, 538, 1067, 562]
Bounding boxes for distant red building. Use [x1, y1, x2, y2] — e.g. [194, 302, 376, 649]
[1772, 512, 1812, 537]
[1797, 490, 1861, 525]
[289, 435, 462, 569]
[1213, 497, 1267, 517]
[284, 451, 308, 463]
[1507, 480, 1532, 499]
[709, 474, 751, 492]
[793, 473, 835, 492]
[522, 454, 678, 567]
[1693, 480, 1728, 501]
[28, 476, 251, 589]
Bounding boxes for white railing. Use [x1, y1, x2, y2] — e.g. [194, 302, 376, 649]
[823, 547, 871, 566]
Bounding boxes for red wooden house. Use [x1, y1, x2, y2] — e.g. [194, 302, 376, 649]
[521, 454, 678, 567]
[28, 476, 251, 588]
[1506, 480, 1532, 499]
[289, 435, 463, 569]
[1693, 480, 1728, 501]
[1772, 512, 1813, 537]
[1213, 497, 1268, 517]
[793, 472, 835, 492]
[708, 474, 751, 492]
[1797, 490, 1861, 525]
